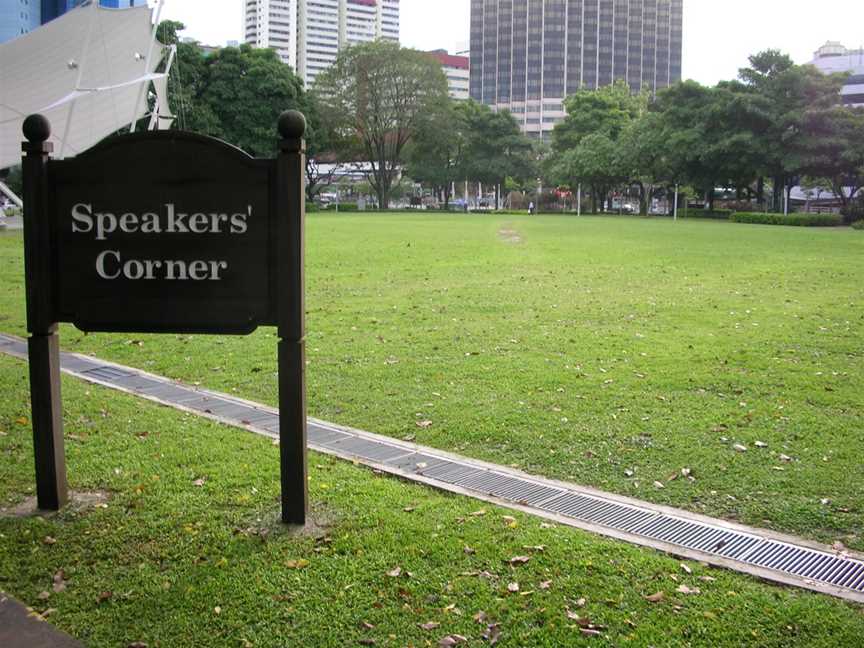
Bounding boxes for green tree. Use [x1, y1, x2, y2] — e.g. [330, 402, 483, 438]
[405, 99, 466, 209]
[158, 23, 305, 157]
[786, 105, 864, 207]
[198, 45, 305, 156]
[615, 113, 674, 215]
[313, 41, 449, 209]
[551, 80, 648, 153]
[551, 133, 624, 213]
[459, 101, 536, 209]
[738, 50, 847, 210]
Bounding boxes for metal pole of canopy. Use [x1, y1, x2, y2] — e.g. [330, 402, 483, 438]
[130, 0, 164, 134]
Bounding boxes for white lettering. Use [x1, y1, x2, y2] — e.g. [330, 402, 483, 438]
[95, 250, 121, 279]
[189, 213, 209, 234]
[71, 203, 93, 233]
[165, 260, 187, 280]
[166, 203, 189, 233]
[230, 206, 250, 234]
[119, 213, 138, 233]
[95, 211, 117, 241]
[140, 213, 160, 233]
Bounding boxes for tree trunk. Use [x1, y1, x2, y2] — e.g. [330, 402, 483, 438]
[590, 185, 598, 213]
[756, 176, 764, 209]
[637, 182, 647, 216]
[772, 175, 784, 213]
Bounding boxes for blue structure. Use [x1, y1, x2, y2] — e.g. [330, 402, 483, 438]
[1, 0, 147, 44]
[0, 0, 42, 43]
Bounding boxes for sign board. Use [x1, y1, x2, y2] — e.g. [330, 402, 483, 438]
[21, 112, 309, 524]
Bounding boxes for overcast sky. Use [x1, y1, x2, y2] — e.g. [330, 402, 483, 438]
[154, 0, 864, 86]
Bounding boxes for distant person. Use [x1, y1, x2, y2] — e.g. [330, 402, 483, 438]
[528, 201, 535, 215]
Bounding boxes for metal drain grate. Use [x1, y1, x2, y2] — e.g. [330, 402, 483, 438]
[81, 366, 136, 380]
[3, 335, 863, 603]
[744, 541, 864, 592]
[630, 516, 761, 559]
[539, 492, 656, 533]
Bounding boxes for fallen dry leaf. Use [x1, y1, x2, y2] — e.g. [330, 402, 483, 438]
[52, 570, 67, 594]
[733, 444, 748, 452]
[573, 597, 586, 608]
[419, 622, 440, 631]
[43, 536, 56, 545]
[653, 481, 665, 489]
[416, 420, 433, 429]
[676, 584, 701, 595]
[507, 582, 520, 593]
[680, 563, 692, 575]
[507, 556, 531, 566]
[580, 628, 602, 637]
[469, 509, 487, 517]
[37, 591, 51, 600]
[96, 591, 113, 605]
[386, 566, 402, 578]
[755, 441, 768, 448]
[539, 580, 552, 590]
[473, 611, 488, 624]
[192, 477, 206, 487]
[463, 546, 475, 555]
[645, 591, 665, 603]
[438, 635, 468, 647]
[285, 559, 310, 569]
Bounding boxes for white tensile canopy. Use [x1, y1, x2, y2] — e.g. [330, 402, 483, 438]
[0, 1, 173, 171]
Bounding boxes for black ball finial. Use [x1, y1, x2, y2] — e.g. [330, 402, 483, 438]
[23, 114, 51, 143]
[278, 110, 307, 140]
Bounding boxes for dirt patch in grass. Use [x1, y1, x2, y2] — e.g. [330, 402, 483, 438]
[0, 490, 110, 519]
[497, 224, 523, 244]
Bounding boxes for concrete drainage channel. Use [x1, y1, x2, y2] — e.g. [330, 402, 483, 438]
[1, 332, 863, 604]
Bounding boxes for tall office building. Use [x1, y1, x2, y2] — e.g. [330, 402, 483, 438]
[245, 0, 400, 87]
[470, 0, 684, 138]
[0, 0, 146, 44]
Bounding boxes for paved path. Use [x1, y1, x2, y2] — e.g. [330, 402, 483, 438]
[1, 332, 862, 604]
[0, 593, 82, 648]
[0, 215, 23, 230]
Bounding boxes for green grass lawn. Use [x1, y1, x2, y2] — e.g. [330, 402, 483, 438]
[0, 214, 862, 553]
[1, 355, 863, 647]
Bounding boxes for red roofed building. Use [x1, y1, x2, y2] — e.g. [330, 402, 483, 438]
[427, 49, 470, 101]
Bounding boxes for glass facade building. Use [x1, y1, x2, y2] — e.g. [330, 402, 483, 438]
[470, 0, 684, 137]
[0, 0, 145, 45]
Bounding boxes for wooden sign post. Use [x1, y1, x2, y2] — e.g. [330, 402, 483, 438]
[21, 111, 309, 525]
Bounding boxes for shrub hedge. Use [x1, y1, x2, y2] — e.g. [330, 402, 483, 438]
[730, 212, 843, 227]
[684, 209, 734, 220]
[852, 220, 864, 230]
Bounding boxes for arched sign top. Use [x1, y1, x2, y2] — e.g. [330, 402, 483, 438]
[80, 129, 261, 165]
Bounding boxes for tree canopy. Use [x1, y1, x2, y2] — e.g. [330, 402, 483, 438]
[313, 40, 449, 209]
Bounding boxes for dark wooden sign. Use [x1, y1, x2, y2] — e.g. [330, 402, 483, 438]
[21, 111, 309, 524]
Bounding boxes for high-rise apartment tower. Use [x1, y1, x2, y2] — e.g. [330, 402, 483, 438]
[244, 0, 400, 87]
[470, 0, 684, 137]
